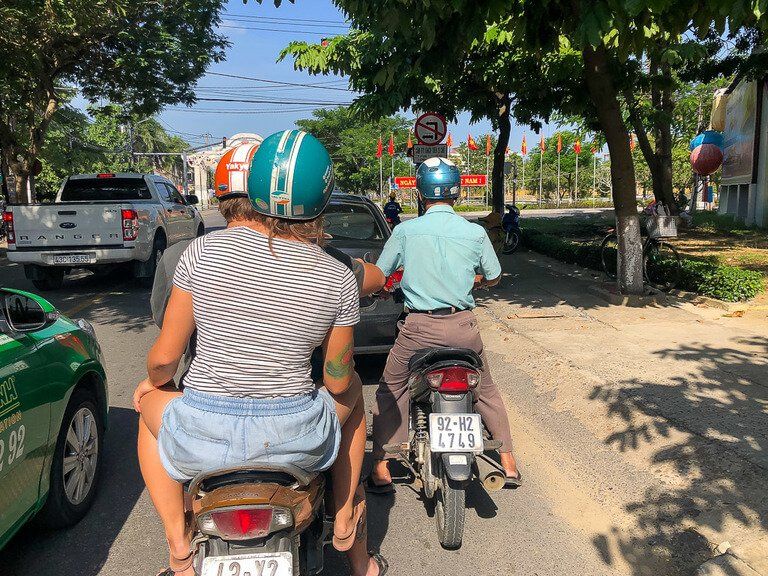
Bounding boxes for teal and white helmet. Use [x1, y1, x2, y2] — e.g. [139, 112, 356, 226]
[416, 157, 461, 200]
[247, 129, 334, 220]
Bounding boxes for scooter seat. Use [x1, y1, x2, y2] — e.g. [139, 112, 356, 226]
[187, 463, 318, 494]
[409, 347, 482, 372]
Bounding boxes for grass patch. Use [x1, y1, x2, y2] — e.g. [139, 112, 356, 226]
[520, 228, 765, 302]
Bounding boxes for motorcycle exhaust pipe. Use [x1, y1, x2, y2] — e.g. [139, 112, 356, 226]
[476, 454, 505, 492]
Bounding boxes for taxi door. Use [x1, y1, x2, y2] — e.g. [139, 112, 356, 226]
[0, 319, 51, 540]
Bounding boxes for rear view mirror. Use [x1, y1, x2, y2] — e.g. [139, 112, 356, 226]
[184, 194, 200, 205]
[3, 292, 53, 332]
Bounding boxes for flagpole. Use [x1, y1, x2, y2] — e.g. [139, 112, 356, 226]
[485, 153, 489, 207]
[379, 155, 383, 199]
[592, 151, 597, 207]
[575, 152, 579, 203]
[538, 147, 543, 207]
[521, 155, 525, 197]
[556, 149, 561, 207]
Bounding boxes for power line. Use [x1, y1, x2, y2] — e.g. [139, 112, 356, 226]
[195, 96, 352, 105]
[222, 12, 347, 25]
[220, 24, 336, 36]
[223, 14, 348, 29]
[165, 107, 324, 115]
[206, 71, 351, 91]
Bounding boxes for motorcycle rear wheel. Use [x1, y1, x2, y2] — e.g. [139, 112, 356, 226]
[501, 230, 520, 254]
[435, 467, 465, 549]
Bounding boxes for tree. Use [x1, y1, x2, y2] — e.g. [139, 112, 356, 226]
[281, 19, 579, 215]
[295, 107, 411, 196]
[0, 0, 228, 203]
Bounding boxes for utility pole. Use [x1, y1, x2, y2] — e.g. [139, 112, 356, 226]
[512, 158, 518, 205]
[127, 121, 135, 170]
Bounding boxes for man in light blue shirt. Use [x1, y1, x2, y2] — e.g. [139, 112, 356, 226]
[368, 157, 521, 493]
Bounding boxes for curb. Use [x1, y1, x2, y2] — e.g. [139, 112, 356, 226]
[587, 284, 667, 307]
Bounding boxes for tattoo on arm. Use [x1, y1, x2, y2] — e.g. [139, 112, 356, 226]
[325, 342, 354, 380]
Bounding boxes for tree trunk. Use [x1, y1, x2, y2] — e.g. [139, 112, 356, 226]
[656, 60, 676, 211]
[491, 93, 512, 214]
[583, 45, 644, 294]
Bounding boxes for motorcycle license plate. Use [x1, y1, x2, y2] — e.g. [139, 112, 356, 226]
[52, 254, 93, 265]
[201, 552, 293, 576]
[429, 413, 483, 453]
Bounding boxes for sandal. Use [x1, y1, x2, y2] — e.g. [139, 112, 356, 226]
[333, 488, 367, 552]
[504, 471, 523, 489]
[370, 552, 389, 576]
[156, 548, 195, 576]
[364, 475, 396, 495]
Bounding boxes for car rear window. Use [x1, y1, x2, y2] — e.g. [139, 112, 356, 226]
[60, 177, 152, 201]
[324, 203, 385, 241]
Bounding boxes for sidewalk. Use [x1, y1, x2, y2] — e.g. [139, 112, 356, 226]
[473, 249, 768, 575]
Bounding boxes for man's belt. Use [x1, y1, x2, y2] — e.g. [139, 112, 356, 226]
[408, 307, 465, 316]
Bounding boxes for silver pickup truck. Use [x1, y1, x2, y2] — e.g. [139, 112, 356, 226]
[4, 173, 205, 290]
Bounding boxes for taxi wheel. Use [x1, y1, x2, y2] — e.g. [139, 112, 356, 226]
[37, 389, 104, 528]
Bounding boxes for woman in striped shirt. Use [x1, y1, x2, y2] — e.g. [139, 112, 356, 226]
[133, 131, 386, 576]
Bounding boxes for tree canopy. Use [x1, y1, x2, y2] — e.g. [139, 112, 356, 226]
[0, 0, 228, 202]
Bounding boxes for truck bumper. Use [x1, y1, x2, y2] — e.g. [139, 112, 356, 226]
[6, 247, 145, 266]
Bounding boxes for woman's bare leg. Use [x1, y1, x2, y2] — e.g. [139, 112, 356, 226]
[137, 387, 194, 575]
[328, 372, 380, 576]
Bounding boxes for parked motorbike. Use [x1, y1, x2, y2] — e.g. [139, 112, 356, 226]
[383, 347, 506, 549]
[186, 463, 332, 576]
[501, 204, 521, 254]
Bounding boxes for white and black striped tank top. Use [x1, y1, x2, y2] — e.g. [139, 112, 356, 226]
[173, 226, 360, 398]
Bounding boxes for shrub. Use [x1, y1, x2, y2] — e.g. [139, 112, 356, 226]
[520, 229, 764, 302]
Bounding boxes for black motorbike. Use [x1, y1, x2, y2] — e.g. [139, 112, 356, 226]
[501, 204, 521, 254]
[384, 347, 506, 549]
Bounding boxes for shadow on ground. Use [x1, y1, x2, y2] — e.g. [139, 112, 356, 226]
[1, 407, 143, 576]
[588, 336, 768, 575]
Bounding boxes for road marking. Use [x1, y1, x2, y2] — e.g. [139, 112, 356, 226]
[62, 294, 113, 317]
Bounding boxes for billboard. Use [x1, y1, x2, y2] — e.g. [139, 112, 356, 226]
[722, 80, 757, 184]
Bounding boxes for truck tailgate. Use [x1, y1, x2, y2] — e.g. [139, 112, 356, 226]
[11, 204, 124, 249]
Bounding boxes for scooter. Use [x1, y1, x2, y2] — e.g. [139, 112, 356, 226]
[500, 204, 521, 254]
[186, 463, 332, 576]
[383, 348, 506, 549]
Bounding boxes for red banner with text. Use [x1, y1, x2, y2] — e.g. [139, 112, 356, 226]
[393, 175, 487, 189]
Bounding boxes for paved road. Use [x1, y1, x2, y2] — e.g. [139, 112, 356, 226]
[0, 210, 618, 576]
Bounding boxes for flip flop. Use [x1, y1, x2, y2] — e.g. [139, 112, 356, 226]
[333, 493, 367, 552]
[364, 476, 396, 495]
[504, 471, 523, 489]
[370, 552, 389, 576]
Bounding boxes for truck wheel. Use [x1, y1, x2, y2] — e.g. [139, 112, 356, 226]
[36, 388, 104, 528]
[137, 235, 166, 288]
[435, 465, 466, 549]
[31, 268, 64, 291]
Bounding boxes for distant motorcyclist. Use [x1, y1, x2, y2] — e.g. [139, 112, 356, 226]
[382, 192, 403, 227]
[368, 157, 522, 493]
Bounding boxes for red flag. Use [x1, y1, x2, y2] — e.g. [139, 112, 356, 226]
[467, 134, 479, 151]
[446, 133, 453, 147]
[629, 133, 636, 151]
[485, 134, 492, 156]
[376, 136, 383, 158]
[521, 134, 527, 155]
[539, 134, 546, 152]
[590, 143, 597, 154]
[406, 132, 413, 149]
[557, 134, 563, 154]
[574, 139, 582, 154]
[387, 134, 395, 156]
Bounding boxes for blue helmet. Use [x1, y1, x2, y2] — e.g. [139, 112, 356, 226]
[416, 157, 461, 200]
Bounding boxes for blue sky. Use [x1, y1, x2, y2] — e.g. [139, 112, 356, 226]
[155, 0, 543, 155]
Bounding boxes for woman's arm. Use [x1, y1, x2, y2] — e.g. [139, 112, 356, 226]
[321, 325, 355, 395]
[147, 286, 196, 386]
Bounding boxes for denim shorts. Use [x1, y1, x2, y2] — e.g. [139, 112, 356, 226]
[157, 388, 341, 483]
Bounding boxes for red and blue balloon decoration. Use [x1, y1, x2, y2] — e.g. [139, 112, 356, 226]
[690, 130, 724, 176]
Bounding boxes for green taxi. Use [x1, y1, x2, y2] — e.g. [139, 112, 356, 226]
[0, 288, 108, 550]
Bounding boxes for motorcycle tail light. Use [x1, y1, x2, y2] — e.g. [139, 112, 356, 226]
[426, 367, 480, 394]
[3, 211, 14, 244]
[197, 506, 293, 541]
